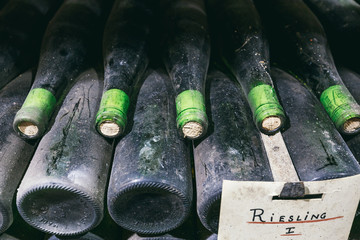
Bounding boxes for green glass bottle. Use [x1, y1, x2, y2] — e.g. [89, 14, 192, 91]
[194, 70, 273, 233]
[254, 0, 360, 135]
[13, 0, 110, 139]
[16, 68, 113, 236]
[95, 0, 153, 138]
[207, 0, 286, 134]
[162, 0, 210, 139]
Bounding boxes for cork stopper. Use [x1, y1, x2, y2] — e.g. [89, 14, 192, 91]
[17, 121, 39, 137]
[99, 121, 121, 137]
[182, 121, 203, 139]
[343, 118, 360, 134]
[262, 116, 282, 132]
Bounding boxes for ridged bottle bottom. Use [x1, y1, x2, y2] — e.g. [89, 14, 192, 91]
[17, 183, 102, 236]
[198, 192, 222, 234]
[0, 202, 11, 233]
[108, 182, 191, 235]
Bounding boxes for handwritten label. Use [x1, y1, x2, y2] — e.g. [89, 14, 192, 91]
[218, 175, 360, 240]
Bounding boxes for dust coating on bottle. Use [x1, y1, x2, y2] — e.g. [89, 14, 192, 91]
[247, 84, 285, 134]
[197, 191, 221, 234]
[320, 85, 360, 135]
[0, 203, 10, 233]
[194, 70, 274, 234]
[108, 181, 190, 235]
[95, 89, 129, 138]
[272, 67, 360, 181]
[13, 88, 56, 139]
[17, 183, 102, 236]
[175, 90, 208, 139]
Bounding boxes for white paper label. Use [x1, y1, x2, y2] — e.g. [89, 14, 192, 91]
[218, 175, 360, 240]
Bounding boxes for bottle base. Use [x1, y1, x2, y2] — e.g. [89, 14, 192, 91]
[108, 181, 191, 235]
[17, 183, 102, 236]
[198, 191, 221, 234]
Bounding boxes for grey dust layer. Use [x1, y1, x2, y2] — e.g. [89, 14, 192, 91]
[107, 69, 193, 235]
[16, 68, 113, 236]
[13, 0, 110, 139]
[272, 67, 360, 181]
[194, 70, 274, 233]
[0, 71, 37, 234]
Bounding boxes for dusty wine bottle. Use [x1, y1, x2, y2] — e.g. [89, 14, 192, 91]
[207, 0, 286, 135]
[95, 0, 153, 138]
[16, 69, 113, 236]
[338, 67, 360, 161]
[0, 71, 37, 234]
[304, 0, 360, 70]
[13, 0, 110, 139]
[254, 0, 360, 135]
[162, 0, 210, 139]
[271, 67, 360, 181]
[0, 0, 61, 89]
[193, 70, 274, 233]
[107, 69, 193, 234]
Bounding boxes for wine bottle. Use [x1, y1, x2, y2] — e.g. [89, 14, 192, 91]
[254, 0, 360, 135]
[13, 0, 110, 139]
[95, 0, 153, 138]
[0, 0, 61, 89]
[207, 0, 286, 135]
[271, 67, 360, 181]
[16, 68, 113, 236]
[0, 71, 37, 234]
[193, 70, 274, 233]
[107, 69, 193, 234]
[162, 0, 210, 139]
[337, 67, 360, 161]
[303, 0, 360, 70]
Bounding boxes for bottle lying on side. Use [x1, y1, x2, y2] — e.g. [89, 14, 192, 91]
[13, 0, 110, 139]
[254, 0, 360, 135]
[162, 0, 210, 140]
[0, 0, 61, 90]
[107, 69, 193, 235]
[95, 0, 153, 139]
[304, 0, 360, 70]
[207, 0, 286, 135]
[16, 68, 114, 236]
[271, 67, 360, 181]
[337, 67, 360, 162]
[0, 71, 37, 234]
[193, 69, 274, 233]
